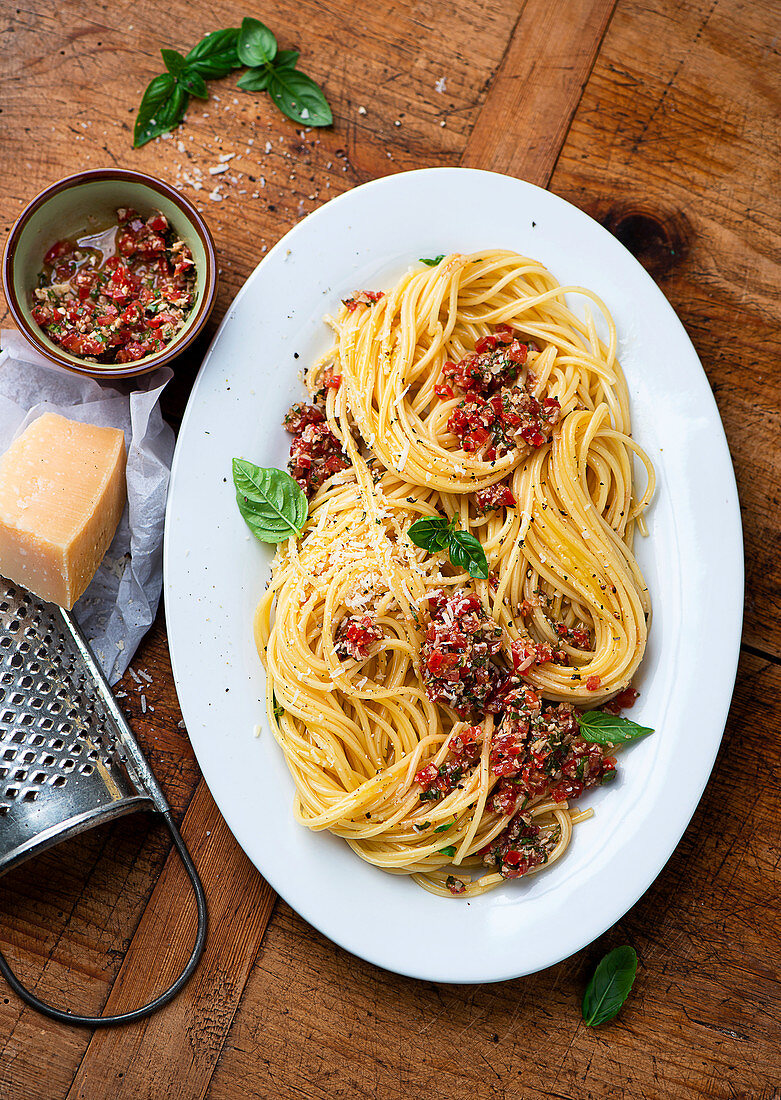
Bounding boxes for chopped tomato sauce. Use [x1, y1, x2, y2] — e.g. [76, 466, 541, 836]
[335, 615, 384, 660]
[342, 290, 384, 312]
[31, 208, 195, 364]
[480, 812, 559, 879]
[283, 401, 350, 497]
[488, 700, 616, 811]
[442, 324, 529, 395]
[474, 483, 517, 515]
[420, 590, 503, 718]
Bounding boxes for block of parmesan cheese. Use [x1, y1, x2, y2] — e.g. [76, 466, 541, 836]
[0, 412, 126, 609]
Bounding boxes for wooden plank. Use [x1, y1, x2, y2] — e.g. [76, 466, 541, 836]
[64, 781, 274, 1100]
[0, 612, 200, 1100]
[199, 650, 781, 1100]
[545, 0, 781, 656]
[461, 0, 617, 185]
[0, 0, 778, 1097]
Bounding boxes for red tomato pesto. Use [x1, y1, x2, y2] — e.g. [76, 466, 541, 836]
[30, 208, 196, 364]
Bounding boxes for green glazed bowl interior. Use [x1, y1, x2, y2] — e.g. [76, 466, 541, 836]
[4, 171, 216, 378]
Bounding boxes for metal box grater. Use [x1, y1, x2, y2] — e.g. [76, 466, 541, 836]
[0, 580, 207, 1027]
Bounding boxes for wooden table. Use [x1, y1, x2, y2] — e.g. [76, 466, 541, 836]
[1, 1, 779, 1097]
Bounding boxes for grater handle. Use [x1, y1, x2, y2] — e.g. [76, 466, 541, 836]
[0, 809, 208, 1027]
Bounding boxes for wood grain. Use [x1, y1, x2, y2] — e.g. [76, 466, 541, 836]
[462, 0, 617, 184]
[65, 781, 274, 1100]
[0, 0, 780, 1097]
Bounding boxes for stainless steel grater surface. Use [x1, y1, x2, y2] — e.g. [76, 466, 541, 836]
[0, 579, 207, 1027]
[0, 579, 166, 874]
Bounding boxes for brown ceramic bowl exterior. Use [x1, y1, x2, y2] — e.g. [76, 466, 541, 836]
[2, 168, 218, 379]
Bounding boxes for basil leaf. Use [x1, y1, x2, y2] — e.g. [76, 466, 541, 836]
[232, 459, 308, 543]
[237, 67, 271, 93]
[419, 255, 445, 266]
[178, 67, 209, 99]
[185, 28, 242, 78]
[438, 846, 456, 857]
[582, 945, 638, 1027]
[272, 693, 284, 719]
[408, 516, 452, 553]
[133, 74, 189, 147]
[578, 711, 654, 745]
[267, 67, 333, 126]
[238, 16, 277, 67]
[434, 821, 453, 833]
[161, 48, 187, 76]
[449, 530, 489, 580]
[274, 49, 300, 70]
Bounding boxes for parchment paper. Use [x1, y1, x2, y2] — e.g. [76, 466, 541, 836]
[0, 330, 175, 683]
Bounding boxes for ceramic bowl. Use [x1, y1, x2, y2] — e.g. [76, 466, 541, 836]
[2, 168, 217, 379]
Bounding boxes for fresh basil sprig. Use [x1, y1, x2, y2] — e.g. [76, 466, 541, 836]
[578, 711, 654, 745]
[582, 945, 638, 1027]
[233, 459, 308, 543]
[438, 845, 457, 857]
[237, 16, 277, 66]
[133, 18, 332, 148]
[419, 255, 445, 267]
[186, 28, 243, 79]
[408, 515, 489, 580]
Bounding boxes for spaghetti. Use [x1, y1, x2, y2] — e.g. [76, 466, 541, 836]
[254, 250, 654, 897]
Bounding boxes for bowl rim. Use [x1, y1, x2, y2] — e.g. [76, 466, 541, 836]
[2, 167, 218, 379]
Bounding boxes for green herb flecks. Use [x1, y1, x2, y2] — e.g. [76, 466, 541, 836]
[419, 255, 445, 266]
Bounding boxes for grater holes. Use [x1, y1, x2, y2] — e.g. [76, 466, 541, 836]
[5, 787, 18, 799]
[0, 804, 8, 816]
[79, 764, 94, 776]
[29, 733, 45, 745]
[11, 731, 24, 744]
[2, 710, 15, 722]
[9, 654, 22, 669]
[22, 790, 37, 802]
[69, 741, 84, 756]
[7, 619, 20, 633]
[0, 767, 6, 778]
[20, 714, 33, 726]
[32, 772, 46, 784]
[51, 775, 67, 788]
[11, 692, 24, 704]
[0, 638, 10, 650]
[22, 751, 35, 764]
[41, 754, 55, 766]
[50, 738, 65, 750]
[13, 769, 27, 782]
[30, 697, 44, 710]
[61, 759, 75, 773]
[3, 749, 16, 761]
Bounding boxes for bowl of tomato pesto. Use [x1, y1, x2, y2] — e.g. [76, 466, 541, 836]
[2, 168, 217, 378]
